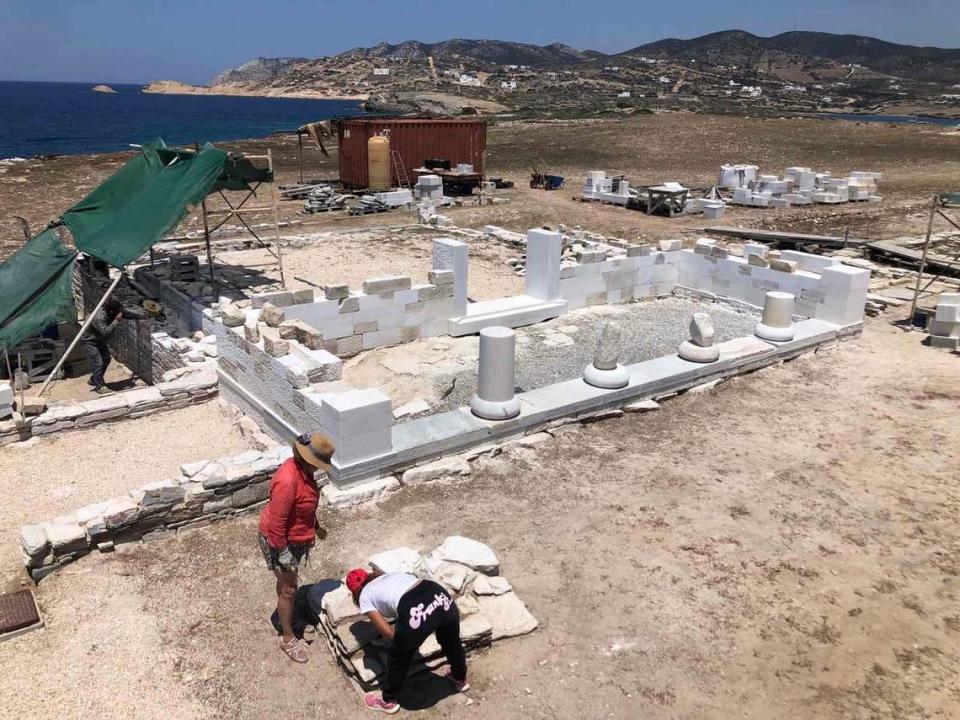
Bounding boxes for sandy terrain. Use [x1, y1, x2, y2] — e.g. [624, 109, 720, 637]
[0, 308, 957, 719]
[0, 401, 252, 590]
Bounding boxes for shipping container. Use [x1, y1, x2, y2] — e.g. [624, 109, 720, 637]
[337, 117, 487, 189]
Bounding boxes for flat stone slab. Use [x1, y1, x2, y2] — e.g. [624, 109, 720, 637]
[476, 592, 538, 640]
[434, 536, 499, 574]
[368, 547, 421, 574]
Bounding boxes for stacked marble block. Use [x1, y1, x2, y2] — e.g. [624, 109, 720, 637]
[678, 240, 870, 326]
[581, 171, 632, 205]
[373, 189, 414, 207]
[557, 238, 682, 311]
[280, 239, 467, 358]
[927, 293, 960, 350]
[318, 538, 537, 693]
[730, 167, 881, 207]
[581, 170, 613, 199]
[415, 174, 444, 201]
[0, 382, 12, 420]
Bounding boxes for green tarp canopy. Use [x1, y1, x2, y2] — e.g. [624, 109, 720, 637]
[0, 138, 272, 348]
[0, 229, 78, 350]
[61, 140, 230, 268]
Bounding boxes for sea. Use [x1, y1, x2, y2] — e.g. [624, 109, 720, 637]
[0, 80, 365, 159]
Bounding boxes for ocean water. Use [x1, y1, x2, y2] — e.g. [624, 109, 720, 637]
[815, 112, 960, 128]
[0, 81, 365, 158]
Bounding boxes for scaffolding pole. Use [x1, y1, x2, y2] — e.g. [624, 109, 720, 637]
[38, 272, 123, 395]
[908, 195, 940, 326]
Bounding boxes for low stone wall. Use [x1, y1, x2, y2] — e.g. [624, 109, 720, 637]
[20, 445, 292, 580]
[558, 243, 680, 309]
[279, 240, 465, 358]
[0, 370, 217, 446]
[677, 243, 870, 326]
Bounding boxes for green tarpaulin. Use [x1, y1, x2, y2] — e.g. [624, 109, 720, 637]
[0, 139, 272, 348]
[61, 140, 229, 268]
[0, 229, 78, 350]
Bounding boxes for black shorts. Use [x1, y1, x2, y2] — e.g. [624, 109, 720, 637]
[258, 533, 312, 572]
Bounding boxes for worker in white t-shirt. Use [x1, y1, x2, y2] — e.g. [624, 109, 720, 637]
[346, 569, 469, 714]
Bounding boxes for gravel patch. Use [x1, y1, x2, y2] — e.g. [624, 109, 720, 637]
[435, 297, 759, 410]
[0, 401, 253, 581]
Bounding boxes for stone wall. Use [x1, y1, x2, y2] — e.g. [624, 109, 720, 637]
[133, 266, 216, 336]
[20, 445, 292, 580]
[76, 265, 193, 384]
[0, 369, 218, 447]
[558, 243, 680, 310]
[213, 307, 343, 437]
[280, 241, 465, 357]
[676, 243, 870, 326]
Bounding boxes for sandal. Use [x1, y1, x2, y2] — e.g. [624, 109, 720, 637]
[279, 636, 309, 663]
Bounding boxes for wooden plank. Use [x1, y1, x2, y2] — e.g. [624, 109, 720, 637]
[703, 226, 869, 248]
[867, 240, 960, 278]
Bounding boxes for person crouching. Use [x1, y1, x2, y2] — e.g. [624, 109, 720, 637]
[258, 432, 334, 663]
[346, 569, 469, 714]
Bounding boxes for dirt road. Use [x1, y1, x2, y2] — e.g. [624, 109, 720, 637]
[1, 310, 957, 719]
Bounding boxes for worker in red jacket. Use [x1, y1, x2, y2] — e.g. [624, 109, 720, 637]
[258, 432, 335, 663]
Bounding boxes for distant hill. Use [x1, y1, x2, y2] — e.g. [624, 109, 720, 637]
[212, 57, 308, 86]
[334, 39, 597, 67]
[623, 30, 960, 82]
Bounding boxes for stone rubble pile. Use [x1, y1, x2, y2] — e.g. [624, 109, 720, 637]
[318, 536, 537, 692]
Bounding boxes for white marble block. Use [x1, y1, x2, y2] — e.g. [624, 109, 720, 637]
[470, 327, 521, 420]
[525, 228, 563, 302]
[433, 238, 469, 317]
[320, 389, 393, 465]
[815, 265, 870, 326]
[755, 291, 796, 342]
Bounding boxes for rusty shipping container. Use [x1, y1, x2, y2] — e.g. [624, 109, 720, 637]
[337, 117, 487, 189]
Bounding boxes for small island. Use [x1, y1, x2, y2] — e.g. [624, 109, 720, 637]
[91, 84, 117, 94]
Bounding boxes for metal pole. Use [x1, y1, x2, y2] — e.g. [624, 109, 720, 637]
[269, 148, 286, 288]
[17, 352, 24, 410]
[38, 272, 122, 395]
[298, 132, 303, 184]
[195, 142, 216, 286]
[908, 195, 939, 328]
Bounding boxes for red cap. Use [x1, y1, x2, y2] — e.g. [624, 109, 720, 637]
[346, 568, 369, 597]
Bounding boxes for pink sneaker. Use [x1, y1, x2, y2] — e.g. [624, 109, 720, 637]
[444, 669, 470, 692]
[363, 692, 399, 714]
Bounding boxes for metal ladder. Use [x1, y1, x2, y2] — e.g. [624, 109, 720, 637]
[390, 150, 410, 189]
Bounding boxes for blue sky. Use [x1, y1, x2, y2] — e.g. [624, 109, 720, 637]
[3, 0, 958, 85]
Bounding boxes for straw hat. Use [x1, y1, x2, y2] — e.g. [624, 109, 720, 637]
[294, 432, 335, 471]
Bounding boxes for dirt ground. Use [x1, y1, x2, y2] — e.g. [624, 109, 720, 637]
[3, 114, 960, 261]
[216, 226, 524, 302]
[1, 112, 959, 719]
[0, 309, 957, 720]
[0, 401, 252, 591]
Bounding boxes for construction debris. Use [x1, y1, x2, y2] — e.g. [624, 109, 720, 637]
[303, 185, 348, 213]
